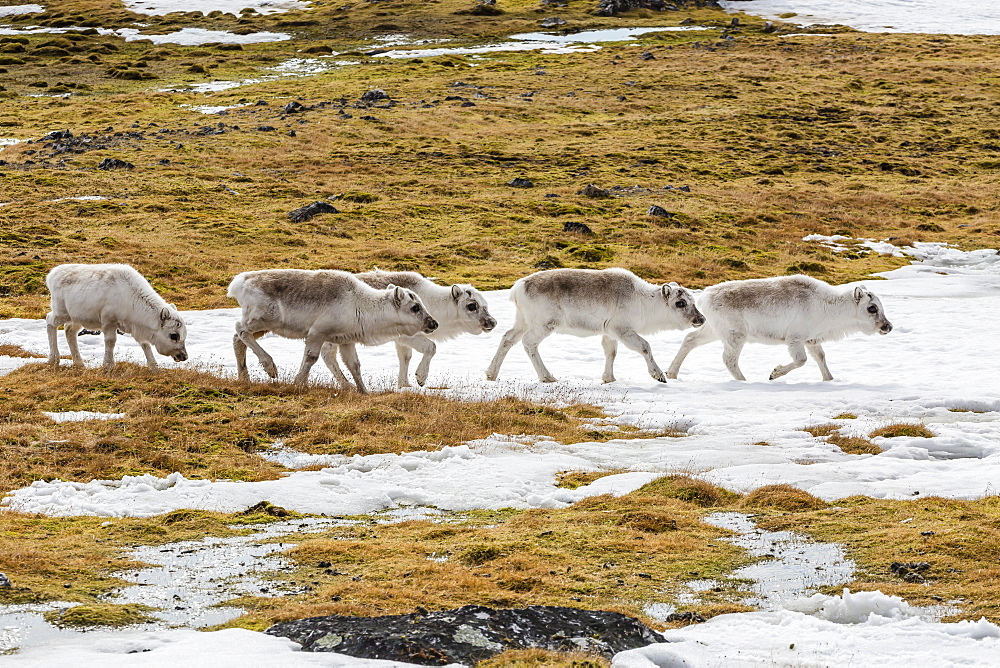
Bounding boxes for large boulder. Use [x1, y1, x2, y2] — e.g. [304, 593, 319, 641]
[266, 604, 662, 665]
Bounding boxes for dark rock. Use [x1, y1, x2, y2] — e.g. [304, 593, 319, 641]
[563, 221, 594, 235]
[578, 184, 612, 198]
[43, 130, 73, 141]
[680, 17, 695, 25]
[763, 21, 777, 33]
[288, 130, 297, 137]
[460, 101, 476, 107]
[647, 205, 674, 218]
[97, 157, 134, 170]
[890, 561, 930, 575]
[266, 605, 662, 664]
[79, 329, 101, 336]
[0, 572, 10, 588]
[595, 0, 718, 16]
[359, 88, 390, 104]
[283, 100, 306, 114]
[678, 185, 691, 192]
[288, 201, 339, 223]
[255, 99, 268, 106]
[360, 115, 379, 121]
[639, 51, 655, 60]
[508, 177, 534, 188]
[256, 125, 277, 132]
[539, 17, 567, 28]
[664, 611, 705, 624]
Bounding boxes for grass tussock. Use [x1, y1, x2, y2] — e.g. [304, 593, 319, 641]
[555, 470, 628, 490]
[740, 485, 827, 512]
[870, 423, 936, 439]
[637, 475, 740, 508]
[0, 363, 641, 495]
[805, 423, 882, 455]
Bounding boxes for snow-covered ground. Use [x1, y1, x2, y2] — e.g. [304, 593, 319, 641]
[1, 239, 999, 664]
[720, 0, 1000, 35]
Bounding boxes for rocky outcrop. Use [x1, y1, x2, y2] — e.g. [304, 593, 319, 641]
[266, 605, 662, 665]
[594, 0, 720, 17]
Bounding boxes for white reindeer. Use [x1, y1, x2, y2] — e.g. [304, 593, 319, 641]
[666, 274, 893, 381]
[328, 270, 496, 388]
[227, 269, 438, 392]
[45, 263, 188, 370]
[486, 267, 705, 383]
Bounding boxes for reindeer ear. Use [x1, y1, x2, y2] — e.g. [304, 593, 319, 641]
[160, 307, 170, 323]
[661, 284, 672, 299]
[393, 286, 406, 307]
[854, 286, 867, 304]
[451, 284, 464, 301]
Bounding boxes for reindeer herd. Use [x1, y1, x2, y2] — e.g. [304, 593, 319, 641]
[43, 263, 893, 391]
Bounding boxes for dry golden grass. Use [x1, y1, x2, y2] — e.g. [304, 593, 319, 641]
[4, 15, 1000, 317]
[740, 484, 827, 512]
[0, 363, 645, 495]
[870, 423, 936, 439]
[476, 649, 609, 668]
[218, 476, 754, 630]
[804, 422, 882, 455]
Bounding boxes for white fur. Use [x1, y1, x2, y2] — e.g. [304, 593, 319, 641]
[227, 269, 438, 393]
[667, 274, 894, 382]
[330, 270, 497, 388]
[45, 263, 188, 370]
[485, 267, 705, 383]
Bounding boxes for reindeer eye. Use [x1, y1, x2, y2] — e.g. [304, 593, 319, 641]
[411, 304, 421, 313]
[675, 300, 687, 309]
[867, 305, 878, 314]
[169, 333, 180, 342]
[466, 303, 478, 312]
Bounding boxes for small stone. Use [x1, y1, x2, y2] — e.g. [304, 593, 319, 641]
[43, 130, 73, 141]
[578, 184, 612, 198]
[639, 51, 655, 61]
[318, 561, 332, 568]
[283, 100, 305, 114]
[288, 201, 339, 223]
[0, 572, 11, 588]
[664, 611, 705, 624]
[763, 21, 777, 33]
[647, 205, 673, 218]
[359, 88, 390, 104]
[539, 17, 567, 28]
[287, 130, 296, 137]
[563, 221, 593, 235]
[255, 99, 268, 106]
[97, 157, 134, 170]
[679, 18, 695, 25]
[508, 177, 534, 188]
[256, 125, 277, 132]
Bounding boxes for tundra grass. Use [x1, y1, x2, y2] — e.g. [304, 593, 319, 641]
[3, 10, 1000, 316]
[0, 363, 651, 495]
